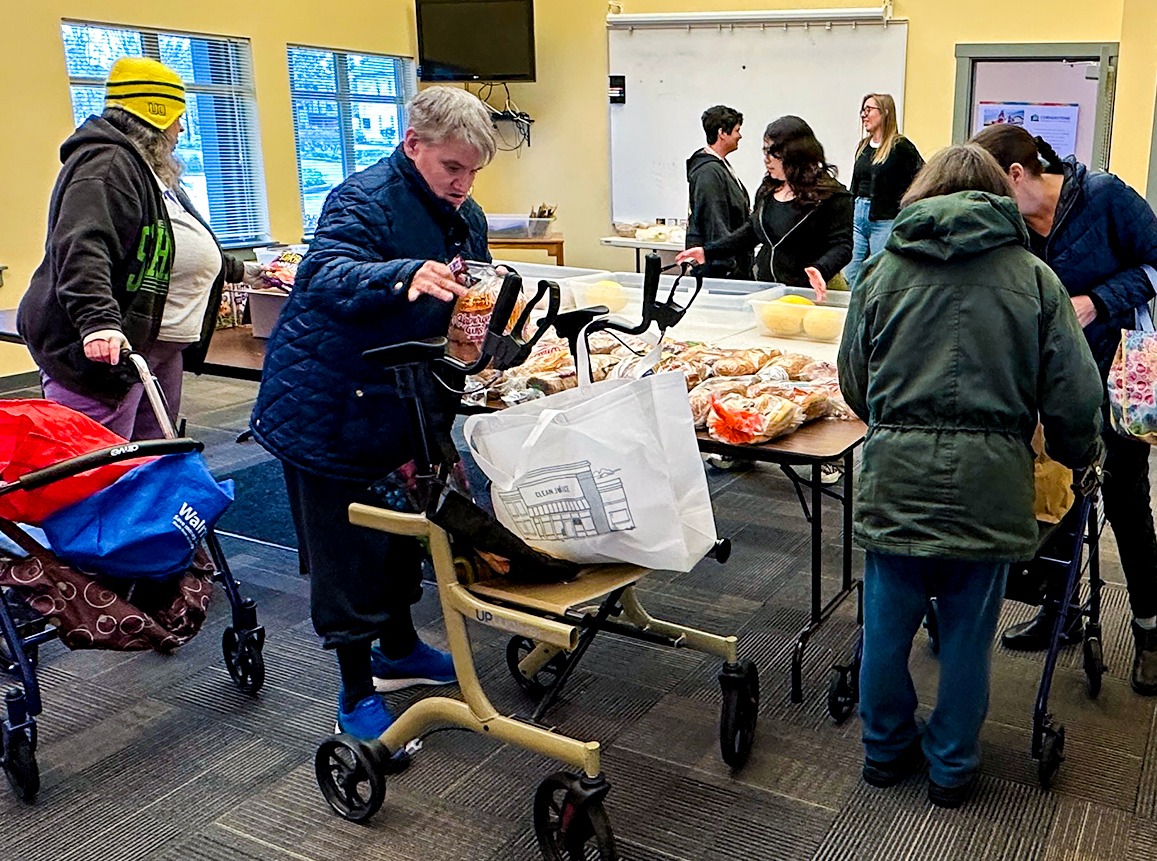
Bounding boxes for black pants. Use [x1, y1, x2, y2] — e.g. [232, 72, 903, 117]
[1102, 428, 1157, 619]
[282, 461, 422, 650]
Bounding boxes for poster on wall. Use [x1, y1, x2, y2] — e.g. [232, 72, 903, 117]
[976, 102, 1080, 159]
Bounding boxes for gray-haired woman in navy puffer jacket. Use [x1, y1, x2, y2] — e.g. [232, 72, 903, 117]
[251, 86, 497, 741]
[974, 125, 1157, 695]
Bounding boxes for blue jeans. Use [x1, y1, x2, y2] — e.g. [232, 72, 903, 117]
[846, 197, 893, 288]
[860, 551, 1009, 788]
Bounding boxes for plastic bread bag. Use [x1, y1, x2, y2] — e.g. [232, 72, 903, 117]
[448, 262, 526, 364]
[706, 393, 804, 445]
[767, 353, 816, 380]
[796, 360, 838, 382]
[687, 377, 756, 428]
[745, 380, 831, 422]
[713, 348, 778, 377]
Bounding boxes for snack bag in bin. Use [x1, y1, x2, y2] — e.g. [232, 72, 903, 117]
[448, 263, 525, 364]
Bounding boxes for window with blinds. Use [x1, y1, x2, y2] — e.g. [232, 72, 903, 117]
[288, 46, 416, 234]
[61, 21, 271, 247]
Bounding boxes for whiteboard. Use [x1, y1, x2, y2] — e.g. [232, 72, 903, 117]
[608, 21, 909, 224]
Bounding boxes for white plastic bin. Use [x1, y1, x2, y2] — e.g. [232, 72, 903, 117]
[487, 215, 556, 238]
[247, 289, 289, 338]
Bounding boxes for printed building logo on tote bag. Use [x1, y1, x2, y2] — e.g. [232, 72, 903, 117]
[497, 460, 636, 542]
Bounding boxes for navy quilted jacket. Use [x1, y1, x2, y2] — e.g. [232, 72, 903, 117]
[1039, 158, 1157, 376]
[250, 146, 490, 479]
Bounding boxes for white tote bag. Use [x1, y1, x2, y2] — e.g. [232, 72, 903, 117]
[463, 342, 717, 571]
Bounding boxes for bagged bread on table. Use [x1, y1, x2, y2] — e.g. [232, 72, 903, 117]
[767, 353, 815, 379]
[713, 348, 778, 377]
[745, 381, 830, 422]
[687, 377, 754, 428]
[655, 355, 706, 389]
[509, 338, 571, 377]
[796, 360, 838, 382]
[706, 393, 805, 445]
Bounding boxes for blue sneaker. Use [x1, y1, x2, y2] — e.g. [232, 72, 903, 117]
[336, 693, 396, 741]
[371, 640, 456, 692]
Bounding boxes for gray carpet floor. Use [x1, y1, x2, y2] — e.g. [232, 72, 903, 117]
[2, 373, 1156, 860]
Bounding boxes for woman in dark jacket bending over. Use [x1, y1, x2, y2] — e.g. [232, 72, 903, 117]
[678, 116, 853, 300]
[841, 144, 1103, 808]
[973, 125, 1157, 696]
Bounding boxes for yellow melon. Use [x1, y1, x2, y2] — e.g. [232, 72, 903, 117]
[757, 301, 806, 335]
[802, 307, 843, 341]
[583, 280, 628, 313]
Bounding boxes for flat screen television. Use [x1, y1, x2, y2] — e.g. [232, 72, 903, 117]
[416, 0, 536, 82]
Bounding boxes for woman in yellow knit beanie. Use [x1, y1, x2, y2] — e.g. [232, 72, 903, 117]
[18, 56, 263, 439]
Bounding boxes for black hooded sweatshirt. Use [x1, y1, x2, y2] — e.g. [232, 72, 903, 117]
[686, 149, 752, 279]
[19, 116, 239, 404]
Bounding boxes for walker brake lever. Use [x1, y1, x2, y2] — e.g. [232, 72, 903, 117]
[481, 279, 562, 372]
[650, 261, 703, 333]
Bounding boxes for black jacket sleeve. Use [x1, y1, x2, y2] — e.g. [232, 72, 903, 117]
[687, 162, 736, 249]
[51, 171, 142, 339]
[704, 219, 757, 261]
[812, 193, 855, 282]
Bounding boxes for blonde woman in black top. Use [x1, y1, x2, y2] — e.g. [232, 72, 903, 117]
[846, 94, 923, 287]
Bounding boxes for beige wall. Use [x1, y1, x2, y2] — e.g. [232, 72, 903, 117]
[2, 0, 1156, 375]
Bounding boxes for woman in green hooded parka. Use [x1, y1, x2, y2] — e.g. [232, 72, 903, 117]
[838, 144, 1104, 808]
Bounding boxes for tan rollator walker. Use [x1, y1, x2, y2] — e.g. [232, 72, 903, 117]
[313, 265, 759, 860]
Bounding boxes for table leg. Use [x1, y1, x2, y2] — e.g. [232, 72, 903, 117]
[842, 450, 853, 592]
[634, 248, 641, 273]
[553, 243, 564, 266]
[791, 464, 824, 703]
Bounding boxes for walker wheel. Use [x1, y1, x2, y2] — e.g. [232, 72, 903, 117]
[534, 772, 617, 860]
[2, 727, 39, 802]
[506, 636, 568, 700]
[315, 734, 386, 822]
[223, 626, 265, 694]
[1037, 725, 1065, 788]
[719, 659, 759, 769]
[827, 666, 857, 723]
[1082, 632, 1104, 699]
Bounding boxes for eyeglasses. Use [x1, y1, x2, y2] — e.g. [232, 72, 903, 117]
[860, 105, 881, 115]
[762, 145, 779, 157]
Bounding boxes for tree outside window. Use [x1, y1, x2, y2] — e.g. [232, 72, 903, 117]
[288, 46, 415, 235]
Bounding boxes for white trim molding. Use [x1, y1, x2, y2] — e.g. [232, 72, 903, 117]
[606, 3, 894, 29]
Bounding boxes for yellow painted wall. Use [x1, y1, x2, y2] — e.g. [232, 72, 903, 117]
[2, 0, 1155, 375]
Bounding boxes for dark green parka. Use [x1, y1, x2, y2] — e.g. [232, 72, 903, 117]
[838, 191, 1104, 562]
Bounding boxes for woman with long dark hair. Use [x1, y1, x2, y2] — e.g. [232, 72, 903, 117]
[972, 124, 1157, 695]
[678, 116, 853, 300]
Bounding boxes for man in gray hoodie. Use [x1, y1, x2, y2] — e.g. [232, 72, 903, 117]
[686, 105, 751, 279]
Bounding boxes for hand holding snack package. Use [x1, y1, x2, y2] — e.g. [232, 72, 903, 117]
[260, 248, 304, 291]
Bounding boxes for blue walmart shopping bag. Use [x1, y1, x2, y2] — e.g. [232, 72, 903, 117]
[41, 451, 234, 579]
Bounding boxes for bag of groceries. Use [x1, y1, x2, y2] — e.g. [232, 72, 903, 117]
[463, 338, 717, 571]
[1109, 325, 1157, 445]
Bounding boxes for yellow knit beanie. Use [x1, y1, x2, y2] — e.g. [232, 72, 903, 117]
[105, 57, 186, 130]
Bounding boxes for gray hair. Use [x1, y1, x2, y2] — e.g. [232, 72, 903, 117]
[406, 86, 497, 165]
[102, 106, 183, 189]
